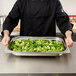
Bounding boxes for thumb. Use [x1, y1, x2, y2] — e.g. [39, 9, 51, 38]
[65, 38, 69, 46]
[4, 39, 9, 46]
[5, 39, 10, 44]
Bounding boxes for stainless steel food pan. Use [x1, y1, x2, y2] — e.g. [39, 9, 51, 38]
[5, 36, 70, 56]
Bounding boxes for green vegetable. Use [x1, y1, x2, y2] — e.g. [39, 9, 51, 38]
[9, 38, 65, 52]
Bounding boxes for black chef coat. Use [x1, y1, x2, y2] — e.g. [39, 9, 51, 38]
[2, 0, 73, 36]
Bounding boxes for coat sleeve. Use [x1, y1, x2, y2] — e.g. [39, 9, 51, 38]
[1, 0, 21, 35]
[55, 0, 73, 36]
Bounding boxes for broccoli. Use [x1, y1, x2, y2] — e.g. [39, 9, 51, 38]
[9, 38, 65, 52]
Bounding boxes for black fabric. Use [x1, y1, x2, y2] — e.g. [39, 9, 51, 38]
[2, 0, 73, 36]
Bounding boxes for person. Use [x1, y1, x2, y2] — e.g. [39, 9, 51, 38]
[1, 0, 74, 47]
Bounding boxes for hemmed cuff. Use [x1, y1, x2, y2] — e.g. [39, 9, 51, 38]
[61, 23, 74, 37]
[1, 29, 11, 37]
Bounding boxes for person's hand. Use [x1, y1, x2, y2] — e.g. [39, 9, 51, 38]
[65, 37, 74, 48]
[2, 35, 10, 46]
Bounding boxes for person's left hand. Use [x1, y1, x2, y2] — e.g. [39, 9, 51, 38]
[65, 37, 74, 48]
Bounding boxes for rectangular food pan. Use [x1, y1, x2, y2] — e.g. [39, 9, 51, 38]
[5, 36, 70, 56]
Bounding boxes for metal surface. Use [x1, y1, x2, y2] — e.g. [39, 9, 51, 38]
[0, 42, 76, 73]
[5, 36, 70, 56]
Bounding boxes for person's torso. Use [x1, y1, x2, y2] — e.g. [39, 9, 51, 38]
[20, 0, 57, 36]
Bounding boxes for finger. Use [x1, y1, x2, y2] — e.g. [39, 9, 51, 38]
[66, 41, 69, 46]
[70, 42, 74, 47]
[66, 41, 71, 47]
[69, 41, 74, 47]
[2, 39, 9, 46]
[68, 43, 72, 48]
[5, 42, 9, 46]
[68, 42, 73, 48]
[4, 44, 8, 46]
[2, 39, 6, 45]
[5, 44, 8, 47]
[67, 44, 70, 47]
[68, 44, 72, 48]
[4, 41, 9, 46]
[66, 38, 74, 47]
[5, 41, 9, 45]
[3, 41, 8, 46]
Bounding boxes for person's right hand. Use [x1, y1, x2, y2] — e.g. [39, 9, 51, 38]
[2, 35, 10, 46]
